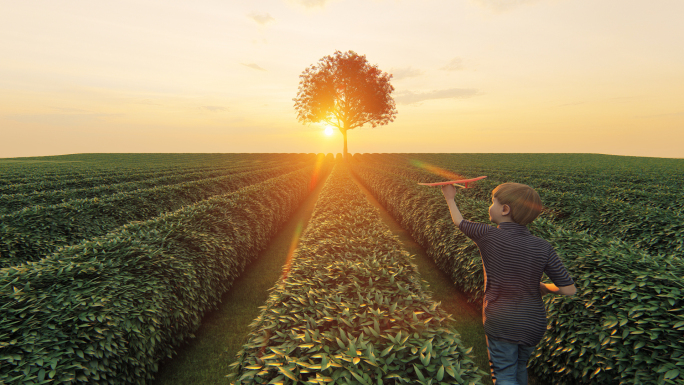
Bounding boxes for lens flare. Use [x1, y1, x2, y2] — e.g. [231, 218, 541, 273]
[257, 219, 304, 358]
[309, 153, 325, 191]
[410, 159, 464, 180]
[280, 220, 304, 283]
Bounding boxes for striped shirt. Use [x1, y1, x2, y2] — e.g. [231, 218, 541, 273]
[459, 220, 574, 346]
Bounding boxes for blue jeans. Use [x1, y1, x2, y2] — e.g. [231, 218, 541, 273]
[486, 335, 536, 385]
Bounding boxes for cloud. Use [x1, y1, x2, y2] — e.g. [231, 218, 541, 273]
[297, 0, 329, 9]
[556, 102, 585, 107]
[241, 63, 266, 71]
[248, 12, 274, 25]
[394, 88, 479, 105]
[52, 107, 90, 113]
[441, 57, 465, 71]
[4, 113, 123, 126]
[636, 111, 684, 119]
[202, 106, 227, 112]
[471, 0, 541, 12]
[389, 67, 423, 80]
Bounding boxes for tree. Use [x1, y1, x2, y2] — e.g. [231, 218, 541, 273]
[293, 50, 397, 157]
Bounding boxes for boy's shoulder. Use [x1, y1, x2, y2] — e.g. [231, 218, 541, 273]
[485, 222, 555, 250]
[459, 219, 495, 231]
[519, 231, 557, 257]
[459, 220, 496, 242]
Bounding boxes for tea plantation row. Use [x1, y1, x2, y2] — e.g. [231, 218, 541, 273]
[229, 164, 486, 385]
[0, 164, 221, 193]
[403, 153, 684, 193]
[0, 162, 332, 384]
[349, 161, 683, 385]
[0, 161, 293, 215]
[0, 162, 310, 268]
[0, 153, 306, 193]
[397, 154, 684, 213]
[361, 158, 683, 257]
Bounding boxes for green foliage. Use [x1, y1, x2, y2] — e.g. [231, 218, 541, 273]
[0, 163, 306, 267]
[529, 224, 684, 385]
[228, 164, 485, 385]
[0, 163, 328, 384]
[0, 162, 290, 215]
[532, 188, 684, 255]
[350, 158, 684, 385]
[401, 153, 684, 195]
[350, 164, 486, 303]
[0, 153, 314, 194]
[357, 155, 684, 256]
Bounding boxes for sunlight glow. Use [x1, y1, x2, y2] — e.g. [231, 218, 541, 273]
[324, 126, 334, 136]
[410, 159, 464, 180]
[309, 153, 325, 191]
[259, 217, 304, 358]
[281, 219, 304, 283]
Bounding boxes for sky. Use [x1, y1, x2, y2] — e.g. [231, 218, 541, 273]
[1, 0, 683, 159]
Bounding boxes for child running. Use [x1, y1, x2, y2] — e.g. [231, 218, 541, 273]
[441, 182, 576, 385]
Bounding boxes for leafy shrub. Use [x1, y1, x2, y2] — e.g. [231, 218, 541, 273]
[0, 164, 328, 384]
[229, 164, 485, 385]
[0, 162, 282, 215]
[0, 163, 305, 267]
[350, 162, 684, 385]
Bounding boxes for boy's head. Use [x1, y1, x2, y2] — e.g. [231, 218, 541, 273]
[491, 183, 542, 226]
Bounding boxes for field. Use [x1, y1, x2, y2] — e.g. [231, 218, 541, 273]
[1, 153, 683, 385]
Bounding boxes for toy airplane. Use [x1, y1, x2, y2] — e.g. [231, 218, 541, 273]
[418, 176, 487, 189]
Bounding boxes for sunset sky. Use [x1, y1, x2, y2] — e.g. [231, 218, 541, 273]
[1, 0, 682, 158]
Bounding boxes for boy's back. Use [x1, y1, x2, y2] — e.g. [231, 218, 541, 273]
[459, 220, 574, 347]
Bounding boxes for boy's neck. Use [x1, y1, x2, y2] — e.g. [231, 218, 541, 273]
[495, 218, 515, 225]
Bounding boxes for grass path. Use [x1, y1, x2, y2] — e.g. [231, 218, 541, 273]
[151, 168, 332, 384]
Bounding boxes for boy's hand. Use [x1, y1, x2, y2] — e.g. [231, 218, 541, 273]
[539, 282, 555, 296]
[540, 282, 575, 296]
[441, 184, 457, 200]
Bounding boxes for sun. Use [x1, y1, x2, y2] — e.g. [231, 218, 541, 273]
[324, 126, 334, 136]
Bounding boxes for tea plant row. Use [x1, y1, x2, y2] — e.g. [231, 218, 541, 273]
[0, 163, 220, 191]
[403, 153, 684, 193]
[0, 162, 307, 268]
[0, 153, 310, 194]
[0, 163, 329, 384]
[229, 164, 486, 385]
[0, 162, 295, 216]
[397, 154, 684, 210]
[350, 162, 683, 385]
[361, 157, 683, 257]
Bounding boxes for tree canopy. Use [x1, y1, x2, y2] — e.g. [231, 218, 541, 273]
[293, 50, 397, 156]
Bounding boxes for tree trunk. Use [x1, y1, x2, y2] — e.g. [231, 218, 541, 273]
[342, 129, 348, 157]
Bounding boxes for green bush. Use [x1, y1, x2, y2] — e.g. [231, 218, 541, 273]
[350, 162, 684, 385]
[229, 164, 485, 385]
[0, 162, 283, 215]
[0, 164, 328, 384]
[359, 158, 684, 256]
[0, 163, 305, 267]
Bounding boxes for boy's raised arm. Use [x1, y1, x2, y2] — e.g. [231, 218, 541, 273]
[441, 185, 465, 228]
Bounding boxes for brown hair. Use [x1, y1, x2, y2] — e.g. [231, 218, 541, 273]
[492, 183, 543, 225]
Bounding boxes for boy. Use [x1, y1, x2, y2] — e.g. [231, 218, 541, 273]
[441, 182, 576, 385]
